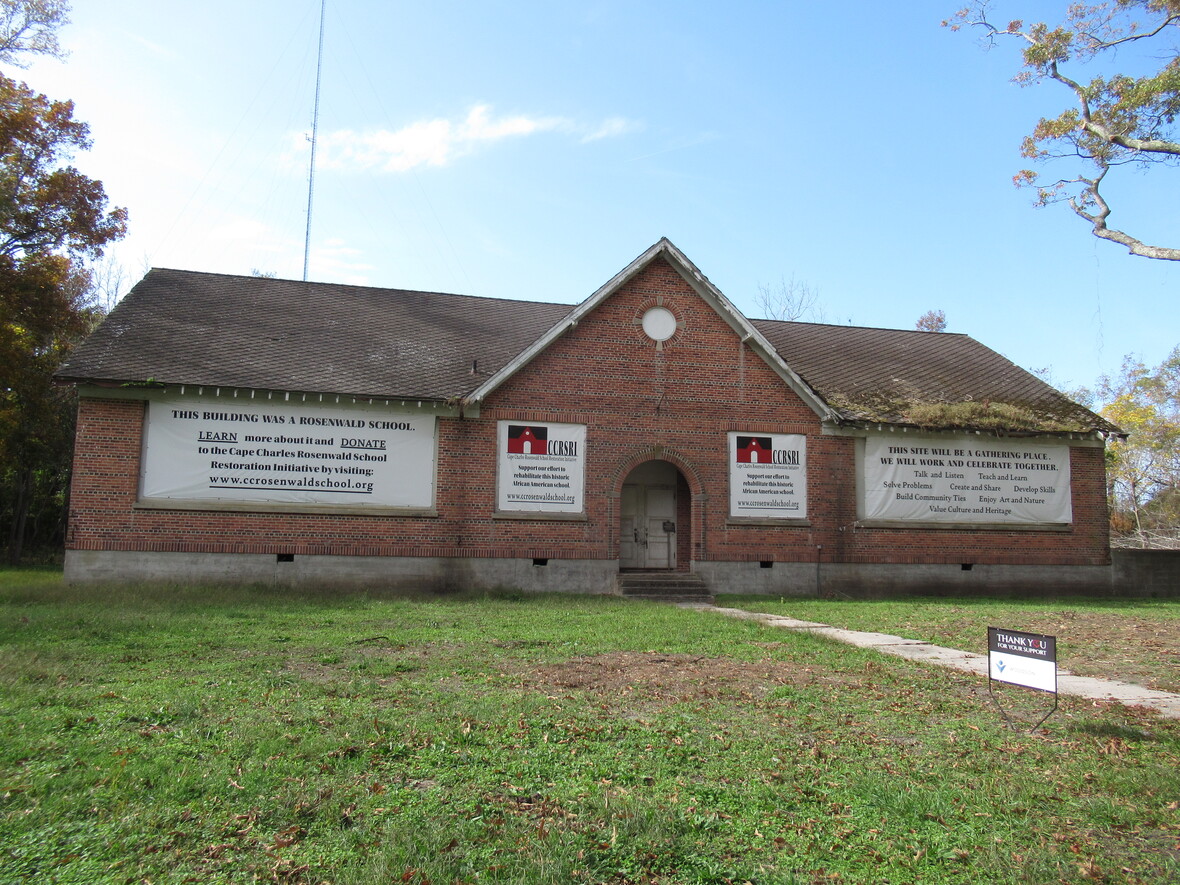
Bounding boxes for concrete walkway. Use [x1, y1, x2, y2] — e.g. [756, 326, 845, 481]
[698, 605, 1180, 721]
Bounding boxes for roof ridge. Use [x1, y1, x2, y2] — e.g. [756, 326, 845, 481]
[752, 316, 972, 338]
[142, 267, 576, 309]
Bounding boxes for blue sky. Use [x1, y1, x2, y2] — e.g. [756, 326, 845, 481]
[18, 0, 1179, 395]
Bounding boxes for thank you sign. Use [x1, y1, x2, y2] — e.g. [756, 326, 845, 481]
[988, 627, 1057, 693]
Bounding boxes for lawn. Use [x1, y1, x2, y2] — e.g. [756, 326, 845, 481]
[716, 595, 1180, 694]
[1, 571, 1178, 884]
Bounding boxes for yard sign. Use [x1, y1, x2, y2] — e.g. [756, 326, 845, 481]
[988, 627, 1058, 693]
[987, 626, 1058, 731]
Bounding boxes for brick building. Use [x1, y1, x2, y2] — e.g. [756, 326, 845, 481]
[57, 239, 1121, 595]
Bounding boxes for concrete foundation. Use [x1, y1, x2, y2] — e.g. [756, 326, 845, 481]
[817, 562, 1118, 598]
[64, 550, 620, 594]
[693, 561, 819, 596]
[65, 549, 1178, 598]
[1112, 549, 1180, 596]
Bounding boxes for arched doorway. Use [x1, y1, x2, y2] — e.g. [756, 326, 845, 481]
[619, 460, 689, 570]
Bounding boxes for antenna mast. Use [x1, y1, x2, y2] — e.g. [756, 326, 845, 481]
[302, 0, 326, 282]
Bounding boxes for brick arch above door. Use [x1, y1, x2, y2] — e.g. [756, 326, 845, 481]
[607, 445, 704, 501]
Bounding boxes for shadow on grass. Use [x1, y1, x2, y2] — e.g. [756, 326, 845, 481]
[1069, 721, 1159, 742]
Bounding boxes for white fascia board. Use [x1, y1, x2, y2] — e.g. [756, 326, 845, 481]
[464, 238, 838, 424]
[464, 239, 674, 404]
[73, 382, 462, 416]
[655, 240, 838, 424]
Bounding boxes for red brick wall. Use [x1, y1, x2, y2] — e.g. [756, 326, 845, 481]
[66, 258, 1111, 567]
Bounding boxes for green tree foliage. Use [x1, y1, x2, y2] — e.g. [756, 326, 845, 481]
[1099, 346, 1180, 546]
[0, 3, 127, 562]
[947, 1, 1180, 260]
[0, 253, 92, 561]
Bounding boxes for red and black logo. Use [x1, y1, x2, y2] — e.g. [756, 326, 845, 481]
[507, 425, 548, 455]
[735, 436, 773, 464]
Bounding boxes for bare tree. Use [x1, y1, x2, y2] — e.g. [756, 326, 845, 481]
[85, 253, 127, 314]
[754, 275, 825, 322]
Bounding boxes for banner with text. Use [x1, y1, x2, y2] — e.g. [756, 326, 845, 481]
[141, 398, 436, 508]
[863, 436, 1071, 524]
[729, 432, 807, 518]
[989, 627, 1057, 693]
[497, 422, 586, 513]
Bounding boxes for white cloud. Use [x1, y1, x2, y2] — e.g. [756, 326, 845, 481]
[209, 217, 280, 246]
[121, 31, 175, 60]
[312, 238, 375, 286]
[141, 215, 371, 285]
[317, 119, 455, 172]
[301, 104, 636, 173]
[460, 104, 565, 141]
[581, 117, 641, 143]
[162, 215, 299, 278]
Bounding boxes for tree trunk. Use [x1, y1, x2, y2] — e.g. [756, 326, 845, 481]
[6, 466, 32, 565]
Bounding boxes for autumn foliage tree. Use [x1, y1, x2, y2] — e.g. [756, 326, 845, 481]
[915, 309, 948, 332]
[0, 8, 127, 562]
[947, 1, 1180, 260]
[0, 0, 69, 66]
[1098, 347, 1180, 547]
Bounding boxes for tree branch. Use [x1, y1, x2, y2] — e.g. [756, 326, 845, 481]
[1045, 60, 1180, 156]
[952, 3, 1180, 260]
[1070, 169, 1180, 260]
[1076, 12, 1180, 54]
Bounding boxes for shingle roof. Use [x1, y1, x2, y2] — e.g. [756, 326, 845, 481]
[58, 269, 574, 401]
[59, 263, 1118, 436]
[752, 319, 1117, 434]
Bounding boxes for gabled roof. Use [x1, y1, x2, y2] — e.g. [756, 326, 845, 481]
[58, 240, 1119, 437]
[465, 238, 835, 421]
[753, 319, 1118, 436]
[58, 269, 573, 401]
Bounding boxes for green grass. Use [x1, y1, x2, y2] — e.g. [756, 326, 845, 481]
[1, 571, 1178, 884]
[716, 595, 1180, 693]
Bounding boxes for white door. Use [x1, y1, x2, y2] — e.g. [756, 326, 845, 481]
[620, 482, 676, 569]
[620, 484, 640, 567]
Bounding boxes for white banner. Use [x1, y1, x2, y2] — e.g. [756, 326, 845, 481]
[141, 398, 435, 508]
[496, 421, 586, 513]
[493, 420, 585, 512]
[729, 432, 807, 518]
[863, 436, 1071, 524]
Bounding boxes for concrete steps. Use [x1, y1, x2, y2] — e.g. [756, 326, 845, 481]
[618, 571, 713, 604]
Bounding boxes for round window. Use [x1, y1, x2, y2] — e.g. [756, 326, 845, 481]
[641, 306, 678, 342]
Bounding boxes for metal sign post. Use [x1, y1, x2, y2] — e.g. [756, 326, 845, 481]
[987, 627, 1058, 731]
